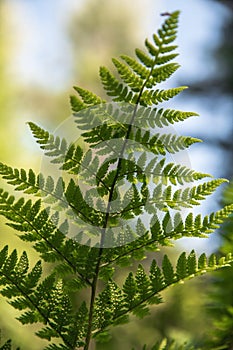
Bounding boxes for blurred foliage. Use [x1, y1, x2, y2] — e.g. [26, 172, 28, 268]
[0, 1, 69, 349]
[185, 0, 233, 179]
[68, 0, 145, 94]
[204, 180, 233, 349]
[0, 1, 19, 164]
[0, 2, 69, 168]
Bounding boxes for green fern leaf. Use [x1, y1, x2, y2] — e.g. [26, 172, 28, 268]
[135, 48, 154, 68]
[149, 259, 164, 292]
[135, 107, 199, 128]
[99, 66, 134, 102]
[162, 254, 174, 285]
[176, 252, 187, 279]
[73, 86, 105, 106]
[135, 264, 151, 299]
[140, 86, 188, 105]
[120, 54, 149, 79]
[151, 63, 180, 84]
[187, 250, 197, 274]
[70, 94, 86, 112]
[112, 58, 144, 92]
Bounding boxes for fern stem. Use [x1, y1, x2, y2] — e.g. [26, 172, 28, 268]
[84, 110, 141, 347]
[83, 258, 101, 350]
[84, 39, 163, 350]
[86, 57, 162, 350]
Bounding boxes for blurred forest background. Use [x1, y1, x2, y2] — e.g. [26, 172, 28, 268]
[0, 0, 232, 349]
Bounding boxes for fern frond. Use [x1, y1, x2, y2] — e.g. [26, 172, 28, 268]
[156, 53, 179, 65]
[123, 156, 212, 185]
[0, 163, 99, 225]
[118, 179, 226, 217]
[150, 204, 233, 240]
[1, 10, 232, 349]
[128, 128, 201, 155]
[101, 203, 233, 271]
[94, 251, 233, 338]
[149, 178, 228, 210]
[0, 189, 97, 285]
[146, 160, 211, 185]
[114, 58, 179, 91]
[18, 125, 112, 192]
[140, 86, 188, 106]
[151, 63, 180, 84]
[134, 107, 199, 128]
[0, 163, 63, 200]
[0, 246, 89, 348]
[99, 11, 181, 105]
[28, 122, 84, 166]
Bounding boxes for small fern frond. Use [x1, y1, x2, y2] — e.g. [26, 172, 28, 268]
[28, 122, 84, 167]
[0, 164, 97, 225]
[93, 251, 232, 338]
[135, 48, 154, 68]
[99, 11, 181, 104]
[99, 66, 134, 102]
[0, 189, 96, 285]
[0, 163, 68, 204]
[119, 156, 210, 186]
[150, 178, 227, 210]
[101, 203, 233, 271]
[0, 246, 89, 348]
[147, 160, 211, 185]
[134, 107, 199, 128]
[28, 122, 68, 162]
[150, 204, 233, 240]
[120, 54, 149, 79]
[0, 163, 39, 194]
[151, 63, 180, 84]
[128, 129, 201, 155]
[119, 179, 227, 216]
[73, 86, 105, 106]
[139, 86, 188, 106]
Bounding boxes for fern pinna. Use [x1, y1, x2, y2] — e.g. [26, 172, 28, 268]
[0, 11, 232, 350]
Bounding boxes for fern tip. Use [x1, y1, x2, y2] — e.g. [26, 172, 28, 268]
[218, 178, 229, 184]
